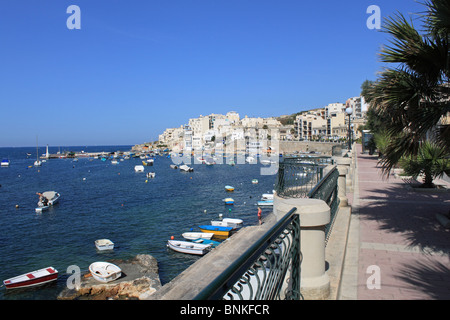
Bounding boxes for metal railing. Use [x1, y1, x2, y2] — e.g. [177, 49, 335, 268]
[275, 157, 328, 198]
[308, 167, 340, 243]
[194, 208, 302, 300]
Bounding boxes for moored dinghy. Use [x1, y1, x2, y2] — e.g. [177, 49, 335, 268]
[95, 239, 114, 251]
[223, 198, 234, 205]
[225, 185, 234, 192]
[167, 240, 212, 255]
[199, 225, 233, 238]
[3, 267, 58, 289]
[89, 262, 122, 283]
[211, 218, 243, 229]
[181, 232, 214, 241]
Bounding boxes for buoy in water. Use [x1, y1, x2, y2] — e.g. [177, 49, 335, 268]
[15, 204, 19, 209]
[171, 236, 174, 240]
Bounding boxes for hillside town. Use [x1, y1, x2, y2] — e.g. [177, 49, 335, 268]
[145, 96, 368, 154]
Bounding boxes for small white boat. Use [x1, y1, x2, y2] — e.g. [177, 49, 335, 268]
[211, 218, 243, 229]
[134, 165, 145, 172]
[252, 179, 259, 184]
[1, 159, 10, 167]
[95, 239, 114, 251]
[35, 191, 60, 213]
[246, 156, 256, 163]
[89, 262, 122, 283]
[181, 232, 214, 241]
[257, 200, 273, 206]
[179, 164, 194, 172]
[167, 240, 212, 255]
[111, 159, 118, 165]
[170, 164, 178, 169]
[3, 267, 58, 289]
[261, 193, 274, 200]
[146, 172, 155, 178]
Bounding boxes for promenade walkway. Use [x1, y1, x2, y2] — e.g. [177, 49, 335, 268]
[339, 144, 450, 300]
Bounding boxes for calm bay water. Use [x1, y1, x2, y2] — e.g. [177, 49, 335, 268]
[0, 146, 277, 300]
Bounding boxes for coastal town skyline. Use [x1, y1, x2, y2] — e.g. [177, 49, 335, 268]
[0, 0, 424, 147]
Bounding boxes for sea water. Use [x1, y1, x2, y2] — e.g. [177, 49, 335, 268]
[0, 146, 278, 300]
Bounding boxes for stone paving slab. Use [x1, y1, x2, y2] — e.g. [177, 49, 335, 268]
[340, 145, 450, 300]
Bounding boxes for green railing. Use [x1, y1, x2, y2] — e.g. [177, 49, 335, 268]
[275, 157, 327, 198]
[194, 208, 302, 300]
[308, 167, 340, 243]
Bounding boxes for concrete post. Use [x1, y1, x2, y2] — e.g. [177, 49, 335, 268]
[334, 157, 350, 207]
[274, 195, 331, 300]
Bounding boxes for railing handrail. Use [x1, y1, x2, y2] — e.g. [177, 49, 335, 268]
[307, 165, 337, 199]
[193, 207, 298, 300]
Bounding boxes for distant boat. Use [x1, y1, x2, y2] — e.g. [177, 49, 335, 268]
[89, 262, 122, 283]
[111, 159, 118, 165]
[167, 240, 212, 256]
[134, 165, 144, 172]
[142, 159, 154, 166]
[252, 179, 259, 184]
[34, 136, 42, 167]
[179, 164, 194, 172]
[3, 267, 58, 289]
[146, 172, 155, 179]
[35, 191, 60, 213]
[170, 164, 178, 169]
[225, 185, 234, 192]
[246, 156, 256, 163]
[223, 198, 234, 205]
[95, 239, 114, 251]
[199, 225, 233, 238]
[1, 159, 10, 167]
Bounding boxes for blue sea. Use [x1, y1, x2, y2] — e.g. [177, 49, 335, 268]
[0, 146, 278, 300]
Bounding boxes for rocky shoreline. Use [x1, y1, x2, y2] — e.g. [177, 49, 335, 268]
[58, 254, 161, 300]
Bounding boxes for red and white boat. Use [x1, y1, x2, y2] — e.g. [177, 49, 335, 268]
[3, 267, 58, 289]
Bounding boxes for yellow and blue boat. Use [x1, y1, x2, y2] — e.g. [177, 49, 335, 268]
[223, 198, 234, 205]
[199, 225, 233, 238]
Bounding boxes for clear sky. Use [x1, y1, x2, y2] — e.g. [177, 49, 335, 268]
[0, 0, 425, 147]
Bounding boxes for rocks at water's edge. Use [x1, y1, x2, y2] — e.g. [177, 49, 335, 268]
[57, 254, 161, 300]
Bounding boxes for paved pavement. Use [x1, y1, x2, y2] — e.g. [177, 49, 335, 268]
[339, 145, 450, 300]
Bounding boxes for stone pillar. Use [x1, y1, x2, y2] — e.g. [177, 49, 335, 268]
[335, 157, 350, 207]
[274, 196, 331, 300]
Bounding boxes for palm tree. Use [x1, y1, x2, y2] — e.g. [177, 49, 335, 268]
[363, 0, 450, 174]
[399, 141, 450, 188]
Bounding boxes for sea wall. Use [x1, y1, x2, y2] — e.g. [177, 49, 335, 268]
[279, 141, 343, 156]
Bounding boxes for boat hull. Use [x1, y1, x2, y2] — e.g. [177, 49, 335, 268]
[3, 267, 58, 289]
[89, 262, 122, 283]
[182, 232, 214, 241]
[199, 225, 233, 238]
[95, 239, 114, 251]
[167, 240, 211, 255]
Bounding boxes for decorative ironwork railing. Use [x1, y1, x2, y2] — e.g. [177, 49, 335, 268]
[275, 157, 327, 198]
[193, 208, 302, 300]
[275, 157, 340, 242]
[308, 167, 340, 243]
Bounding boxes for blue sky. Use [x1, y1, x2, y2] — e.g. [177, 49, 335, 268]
[0, 0, 425, 147]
